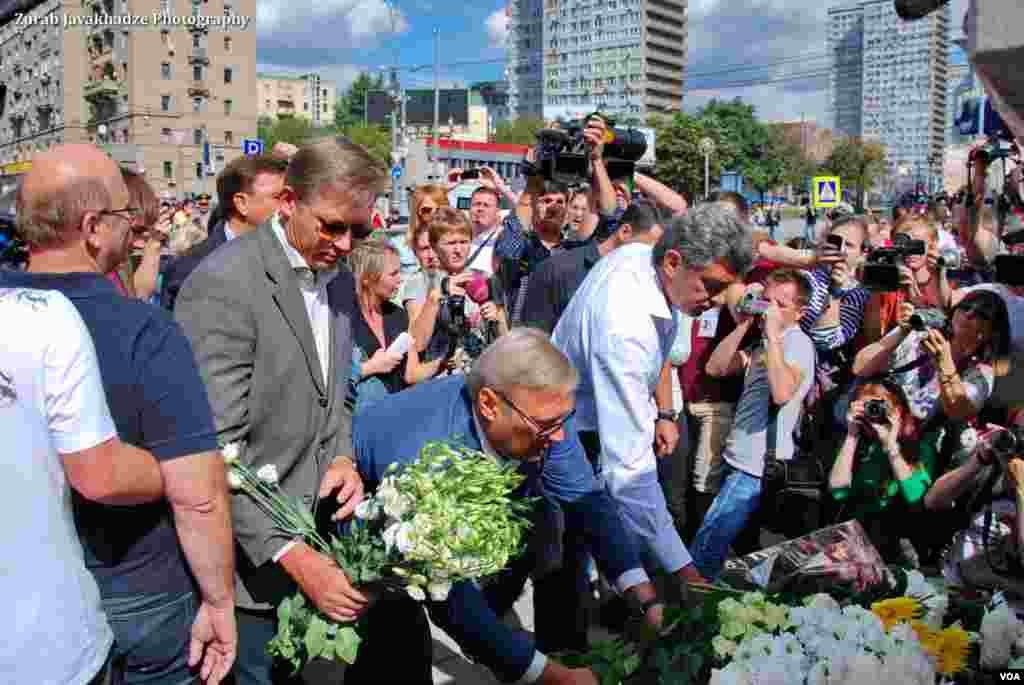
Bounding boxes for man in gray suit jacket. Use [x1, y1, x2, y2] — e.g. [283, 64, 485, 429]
[176, 137, 432, 685]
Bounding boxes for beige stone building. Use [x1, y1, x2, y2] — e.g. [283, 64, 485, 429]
[257, 72, 335, 128]
[0, 0, 257, 198]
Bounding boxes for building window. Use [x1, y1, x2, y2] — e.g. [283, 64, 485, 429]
[160, 0, 170, 12]
[193, 97, 201, 113]
[161, 126, 172, 139]
[192, 33, 200, 49]
[223, 67, 232, 84]
[161, 62, 170, 79]
[163, 160, 173, 178]
[264, 99, 270, 108]
[224, 36, 231, 52]
[195, 162, 203, 178]
[303, 102, 308, 111]
[224, 99, 232, 115]
[193, 65, 202, 81]
[161, 94, 171, 111]
[225, 130, 233, 144]
[193, 128, 202, 145]
[322, 103, 327, 113]
[322, 88, 327, 97]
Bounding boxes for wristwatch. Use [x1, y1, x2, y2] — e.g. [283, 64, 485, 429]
[656, 410, 678, 423]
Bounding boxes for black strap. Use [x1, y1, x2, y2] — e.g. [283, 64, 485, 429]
[864, 353, 930, 384]
[465, 229, 498, 271]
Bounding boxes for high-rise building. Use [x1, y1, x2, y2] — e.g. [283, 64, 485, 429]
[506, 0, 686, 122]
[0, 0, 257, 197]
[828, 0, 948, 193]
[257, 73, 336, 128]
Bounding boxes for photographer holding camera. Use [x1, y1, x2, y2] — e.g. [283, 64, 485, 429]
[406, 208, 509, 376]
[829, 380, 942, 563]
[853, 289, 1010, 423]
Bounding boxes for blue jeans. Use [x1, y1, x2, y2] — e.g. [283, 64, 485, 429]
[103, 590, 197, 685]
[690, 464, 763, 581]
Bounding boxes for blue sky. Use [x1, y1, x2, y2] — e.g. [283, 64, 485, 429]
[255, 0, 968, 126]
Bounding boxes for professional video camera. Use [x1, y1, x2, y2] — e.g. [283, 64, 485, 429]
[528, 113, 647, 184]
[861, 232, 928, 291]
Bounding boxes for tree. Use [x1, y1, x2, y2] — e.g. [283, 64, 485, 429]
[650, 111, 737, 202]
[493, 117, 547, 145]
[335, 72, 387, 130]
[258, 115, 315, 152]
[343, 123, 392, 167]
[822, 137, 888, 211]
[745, 124, 817, 203]
[696, 99, 767, 181]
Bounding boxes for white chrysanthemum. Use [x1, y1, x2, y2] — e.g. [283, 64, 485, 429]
[709, 664, 753, 685]
[256, 464, 279, 485]
[383, 493, 412, 519]
[981, 603, 1023, 669]
[713, 635, 738, 659]
[227, 470, 244, 490]
[354, 499, 381, 521]
[394, 522, 414, 555]
[428, 581, 451, 601]
[382, 522, 401, 552]
[805, 593, 841, 612]
[406, 584, 426, 601]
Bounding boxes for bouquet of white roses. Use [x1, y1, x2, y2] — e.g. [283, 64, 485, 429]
[222, 440, 532, 673]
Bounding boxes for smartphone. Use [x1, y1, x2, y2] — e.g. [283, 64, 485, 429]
[386, 332, 413, 357]
[826, 234, 845, 252]
[461, 169, 480, 180]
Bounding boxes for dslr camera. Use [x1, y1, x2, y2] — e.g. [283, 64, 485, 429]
[863, 399, 889, 424]
[736, 290, 771, 317]
[528, 113, 647, 184]
[936, 246, 961, 270]
[861, 232, 928, 291]
[987, 425, 1024, 465]
[437, 276, 467, 336]
[908, 308, 947, 333]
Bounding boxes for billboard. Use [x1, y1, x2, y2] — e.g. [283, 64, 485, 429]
[366, 91, 395, 126]
[404, 90, 469, 127]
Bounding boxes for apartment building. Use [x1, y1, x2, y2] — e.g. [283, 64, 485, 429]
[257, 72, 336, 127]
[507, 0, 686, 121]
[0, 0, 257, 198]
[829, 0, 948, 193]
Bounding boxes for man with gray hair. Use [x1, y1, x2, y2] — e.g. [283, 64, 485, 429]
[354, 328, 664, 685]
[176, 136, 422, 684]
[553, 203, 754, 591]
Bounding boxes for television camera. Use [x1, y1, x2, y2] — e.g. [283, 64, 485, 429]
[861, 232, 928, 291]
[527, 113, 647, 184]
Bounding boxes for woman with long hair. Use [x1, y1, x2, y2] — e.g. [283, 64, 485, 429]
[119, 170, 172, 301]
[349, 240, 441, 411]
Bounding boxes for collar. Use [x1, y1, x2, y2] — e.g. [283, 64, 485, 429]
[270, 212, 340, 285]
[0, 270, 118, 297]
[613, 243, 672, 319]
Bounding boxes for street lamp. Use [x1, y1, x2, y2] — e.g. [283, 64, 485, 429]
[699, 137, 715, 201]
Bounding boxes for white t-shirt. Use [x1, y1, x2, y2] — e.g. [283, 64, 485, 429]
[0, 288, 115, 685]
[466, 226, 501, 276]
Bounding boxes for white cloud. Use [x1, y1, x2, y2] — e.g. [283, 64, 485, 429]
[255, 0, 408, 48]
[485, 8, 508, 48]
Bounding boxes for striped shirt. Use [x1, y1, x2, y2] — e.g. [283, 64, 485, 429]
[800, 265, 870, 350]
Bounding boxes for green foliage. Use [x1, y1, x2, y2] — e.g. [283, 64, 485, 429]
[341, 124, 392, 167]
[822, 136, 888, 211]
[556, 639, 640, 685]
[267, 594, 363, 672]
[329, 521, 390, 587]
[257, 115, 315, 152]
[494, 117, 547, 145]
[651, 111, 735, 202]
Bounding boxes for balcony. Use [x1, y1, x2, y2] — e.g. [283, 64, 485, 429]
[84, 78, 122, 101]
[647, 0, 686, 23]
[645, 61, 683, 84]
[188, 46, 209, 64]
[188, 80, 210, 97]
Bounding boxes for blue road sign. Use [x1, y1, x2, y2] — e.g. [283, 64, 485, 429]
[242, 139, 264, 156]
[392, 166, 402, 179]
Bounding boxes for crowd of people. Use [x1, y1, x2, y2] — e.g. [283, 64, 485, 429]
[3, 109, 1024, 685]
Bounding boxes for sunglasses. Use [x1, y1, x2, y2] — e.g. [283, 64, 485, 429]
[316, 220, 372, 242]
[491, 387, 575, 441]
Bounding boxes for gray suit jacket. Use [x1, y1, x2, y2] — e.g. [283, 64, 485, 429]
[175, 220, 356, 610]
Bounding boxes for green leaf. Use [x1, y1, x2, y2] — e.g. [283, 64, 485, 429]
[304, 616, 329, 660]
[334, 626, 362, 664]
[623, 653, 641, 675]
[277, 596, 293, 626]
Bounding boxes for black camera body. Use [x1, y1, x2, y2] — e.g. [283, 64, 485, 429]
[909, 308, 947, 333]
[863, 399, 889, 424]
[438, 277, 466, 335]
[736, 292, 771, 316]
[988, 425, 1024, 464]
[995, 254, 1024, 287]
[861, 233, 927, 291]
[529, 113, 647, 184]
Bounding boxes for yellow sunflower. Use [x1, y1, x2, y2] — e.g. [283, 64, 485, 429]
[911, 620, 941, 657]
[934, 626, 970, 676]
[871, 597, 923, 631]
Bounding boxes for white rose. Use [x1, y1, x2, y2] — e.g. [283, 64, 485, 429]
[221, 442, 242, 465]
[428, 581, 451, 601]
[383, 523, 401, 552]
[227, 470, 244, 490]
[804, 593, 841, 612]
[395, 523, 414, 555]
[406, 584, 426, 601]
[383, 493, 412, 519]
[256, 464, 279, 485]
[354, 499, 381, 521]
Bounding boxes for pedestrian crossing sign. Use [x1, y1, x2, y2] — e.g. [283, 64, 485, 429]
[813, 176, 841, 208]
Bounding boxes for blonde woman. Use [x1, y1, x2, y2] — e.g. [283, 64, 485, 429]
[407, 184, 449, 253]
[349, 240, 442, 411]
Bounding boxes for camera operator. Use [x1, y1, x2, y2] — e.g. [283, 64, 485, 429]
[829, 380, 942, 563]
[405, 208, 509, 375]
[493, 115, 619, 325]
[861, 216, 952, 343]
[853, 289, 1010, 423]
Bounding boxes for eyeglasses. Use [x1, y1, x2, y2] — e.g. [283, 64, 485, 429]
[316, 219, 371, 242]
[99, 206, 142, 226]
[490, 387, 575, 441]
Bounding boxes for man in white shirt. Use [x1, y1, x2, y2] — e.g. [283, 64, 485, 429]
[464, 170, 514, 275]
[0, 288, 166, 684]
[552, 203, 754, 585]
